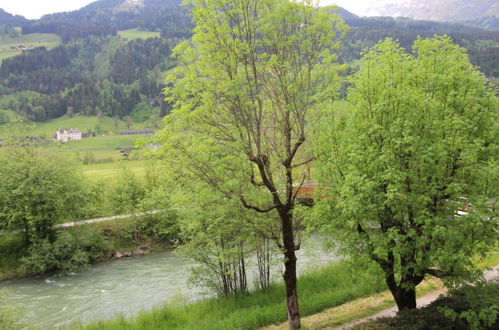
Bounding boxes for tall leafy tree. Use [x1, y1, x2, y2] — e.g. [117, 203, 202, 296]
[0, 140, 85, 245]
[314, 36, 498, 311]
[160, 0, 347, 326]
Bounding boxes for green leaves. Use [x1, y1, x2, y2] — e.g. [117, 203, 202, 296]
[0, 145, 85, 244]
[315, 36, 498, 298]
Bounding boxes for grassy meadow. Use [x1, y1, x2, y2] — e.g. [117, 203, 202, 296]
[82, 160, 153, 183]
[0, 114, 151, 137]
[0, 32, 61, 62]
[60, 134, 145, 149]
[118, 28, 161, 41]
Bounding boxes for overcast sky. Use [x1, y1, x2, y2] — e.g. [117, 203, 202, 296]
[0, 0, 406, 19]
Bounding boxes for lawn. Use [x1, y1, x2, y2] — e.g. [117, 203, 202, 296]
[59, 135, 146, 149]
[118, 28, 161, 41]
[82, 160, 152, 182]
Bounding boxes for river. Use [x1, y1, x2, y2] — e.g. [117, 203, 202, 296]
[0, 236, 338, 328]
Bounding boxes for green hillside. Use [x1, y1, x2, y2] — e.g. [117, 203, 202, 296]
[0, 31, 61, 62]
[118, 28, 161, 40]
[371, 0, 499, 22]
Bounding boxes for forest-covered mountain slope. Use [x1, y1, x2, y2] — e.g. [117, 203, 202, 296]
[366, 0, 498, 22]
[363, 0, 499, 31]
[0, 0, 497, 125]
[0, 9, 27, 26]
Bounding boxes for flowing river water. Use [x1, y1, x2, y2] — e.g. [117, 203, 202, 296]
[0, 236, 338, 328]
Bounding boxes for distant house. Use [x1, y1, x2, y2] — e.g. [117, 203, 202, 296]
[56, 129, 82, 142]
[119, 129, 154, 135]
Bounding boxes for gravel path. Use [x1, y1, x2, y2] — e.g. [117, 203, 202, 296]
[56, 210, 163, 228]
[335, 265, 499, 329]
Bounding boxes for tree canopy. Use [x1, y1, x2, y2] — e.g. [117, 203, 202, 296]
[159, 0, 347, 327]
[314, 36, 498, 310]
[0, 140, 85, 244]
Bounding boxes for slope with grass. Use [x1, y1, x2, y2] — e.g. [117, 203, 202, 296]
[118, 28, 161, 41]
[80, 260, 386, 330]
[82, 160, 151, 183]
[0, 31, 61, 62]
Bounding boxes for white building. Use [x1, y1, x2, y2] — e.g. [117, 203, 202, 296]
[56, 129, 82, 142]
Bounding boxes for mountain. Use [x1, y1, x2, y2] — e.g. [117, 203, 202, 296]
[0, 9, 28, 26]
[365, 0, 499, 22]
[22, 0, 192, 42]
[0, 0, 497, 125]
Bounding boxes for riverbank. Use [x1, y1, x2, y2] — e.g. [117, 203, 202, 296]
[77, 248, 499, 330]
[79, 259, 387, 330]
[264, 250, 499, 329]
[0, 214, 177, 280]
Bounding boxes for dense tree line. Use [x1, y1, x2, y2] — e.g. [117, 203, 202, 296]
[21, 0, 192, 43]
[0, 9, 27, 26]
[339, 24, 499, 78]
[0, 1, 497, 124]
[0, 36, 172, 121]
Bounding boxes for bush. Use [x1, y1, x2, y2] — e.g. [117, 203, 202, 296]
[19, 227, 111, 275]
[0, 289, 27, 330]
[356, 283, 499, 330]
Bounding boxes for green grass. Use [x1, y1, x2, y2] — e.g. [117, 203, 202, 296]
[0, 115, 151, 138]
[0, 32, 61, 62]
[79, 261, 386, 330]
[0, 109, 19, 121]
[118, 28, 161, 41]
[0, 49, 21, 61]
[82, 160, 151, 182]
[68, 148, 126, 162]
[59, 135, 144, 149]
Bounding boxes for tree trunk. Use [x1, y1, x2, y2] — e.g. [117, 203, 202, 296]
[387, 282, 417, 311]
[394, 286, 417, 310]
[280, 209, 301, 329]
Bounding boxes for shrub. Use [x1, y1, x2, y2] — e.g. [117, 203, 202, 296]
[0, 289, 27, 330]
[19, 227, 111, 275]
[356, 283, 499, 330]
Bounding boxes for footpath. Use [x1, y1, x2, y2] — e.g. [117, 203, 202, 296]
[264, 265, 499, 330]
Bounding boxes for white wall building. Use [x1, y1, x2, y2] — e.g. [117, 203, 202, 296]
[56, 129, 82, 142]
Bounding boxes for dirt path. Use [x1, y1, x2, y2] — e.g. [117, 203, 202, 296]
[263, 265, 499, 330]
[56, 210, 162, 228]
[338, 265, 499, 329]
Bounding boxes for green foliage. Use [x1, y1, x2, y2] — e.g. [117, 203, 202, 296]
[0, 289, 27, 330]
[81, 260, 386, 330]
[0, 111, 8, 124]
[0, 142, 86, 244]
[438, 283, 499, 330]
[117, 28, 161, 41]
[111, 163, 146, 214]
[314, 35, 498, 308]
[357, 283, 499, 330]
[162, 0, 347, 323]
[19, 227, 111, 276]
[131, 102, 156, 123]
[0, 234, 23, 276]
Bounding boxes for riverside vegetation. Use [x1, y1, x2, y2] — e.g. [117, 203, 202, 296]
[0, 0, 497, 329]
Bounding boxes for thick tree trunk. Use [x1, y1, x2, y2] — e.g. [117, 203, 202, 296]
[280, 209, 301, 329]
[386, 281, 417, 311]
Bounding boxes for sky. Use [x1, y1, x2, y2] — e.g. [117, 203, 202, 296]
[0, 0, 407, 19]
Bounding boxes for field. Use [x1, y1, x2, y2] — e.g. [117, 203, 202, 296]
[118, 28, 161, 41]
[0, 115, 154, 137]
[59, 134, 147, 149]
[82, 160, 153, 182]
[0, 32, 61, 62]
